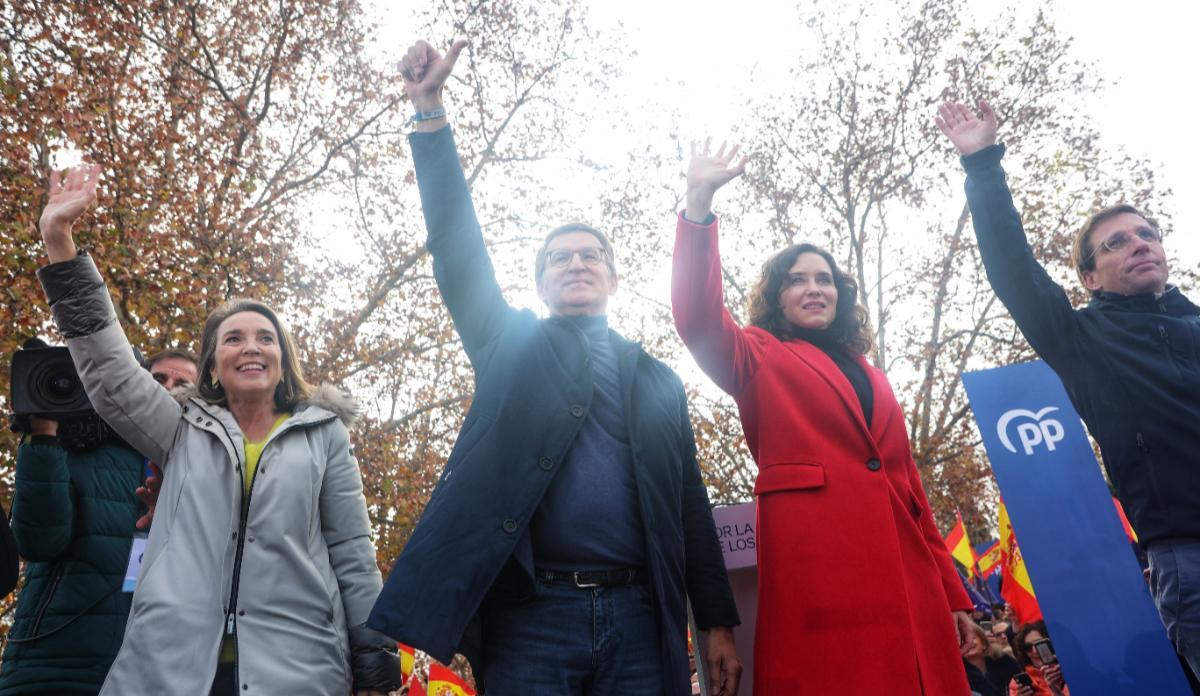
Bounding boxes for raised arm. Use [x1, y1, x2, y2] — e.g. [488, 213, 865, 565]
[672, 140, 760, 395]
[936, 101, 1082, 366]
[401, 39, 513, 362]
[35, 165, 181, 464]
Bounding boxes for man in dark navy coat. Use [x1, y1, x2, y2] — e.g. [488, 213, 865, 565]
[367, 39, 742, 696]
[938, 100, 1200, 681]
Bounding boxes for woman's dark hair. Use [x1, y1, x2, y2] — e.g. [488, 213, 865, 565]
[748, 243, 874, 355]
[196, 299, 313, 411]
[1014, 620, 1049, 668]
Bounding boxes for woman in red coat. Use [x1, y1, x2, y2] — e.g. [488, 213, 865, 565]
[671, 141, 974, 695]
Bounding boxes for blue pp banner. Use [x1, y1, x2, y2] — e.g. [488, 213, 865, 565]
[962, 360, 1190, 694]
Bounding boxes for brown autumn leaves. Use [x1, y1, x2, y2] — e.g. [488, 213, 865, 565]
[0, 0, 1182, 613]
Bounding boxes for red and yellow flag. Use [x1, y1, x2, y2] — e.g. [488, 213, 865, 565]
[943, 510, 978, 577]
[428, 663, 477, 696]
[409, 674, 427, 696]
[976, 539, 1003, 578]
[998, 498, 1042, 624]
[1113, 496, 1138, 543]
[397, 642, 416, 685]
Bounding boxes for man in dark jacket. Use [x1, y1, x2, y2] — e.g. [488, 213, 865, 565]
[0, 351, 197, 695]
[937, 100, 1200, 678]
[368, 39, 742, 696]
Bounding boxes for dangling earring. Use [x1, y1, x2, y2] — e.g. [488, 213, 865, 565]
[211, 374, 220, 387]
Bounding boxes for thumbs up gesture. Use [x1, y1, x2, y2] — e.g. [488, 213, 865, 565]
[400, 39, 468, 112]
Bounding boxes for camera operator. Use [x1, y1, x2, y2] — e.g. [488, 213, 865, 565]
[0, 342, 197, 695]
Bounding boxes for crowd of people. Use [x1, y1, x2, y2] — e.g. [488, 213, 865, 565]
[0, 32, 1197, 696]
[956, 607, 1069, 696]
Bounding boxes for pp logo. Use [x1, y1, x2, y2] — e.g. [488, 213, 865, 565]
[996, 407, 1064, 455]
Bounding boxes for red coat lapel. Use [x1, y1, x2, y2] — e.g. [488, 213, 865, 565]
[782, 340, 875, 445]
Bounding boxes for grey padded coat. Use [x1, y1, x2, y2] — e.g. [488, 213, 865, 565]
[38, 254, 385, 695]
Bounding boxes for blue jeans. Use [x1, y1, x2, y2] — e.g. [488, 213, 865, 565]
[1148, 540, 1200, 679]
[480, 578, 664, 696]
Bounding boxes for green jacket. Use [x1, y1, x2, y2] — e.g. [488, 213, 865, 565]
[0, 435, 144, 695]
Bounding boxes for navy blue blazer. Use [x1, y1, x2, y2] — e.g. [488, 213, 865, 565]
[367, 126, 738, 694]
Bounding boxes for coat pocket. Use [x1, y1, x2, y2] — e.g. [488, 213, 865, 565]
[753, 460, 825, 495]
[906, 487, 925, 519]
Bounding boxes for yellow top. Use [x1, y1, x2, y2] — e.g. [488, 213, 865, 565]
[219, 412, 290, 664]
[242, 413, 290, 499]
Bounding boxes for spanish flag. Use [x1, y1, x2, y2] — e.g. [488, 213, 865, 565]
[1113, 496, 1138, 543]
[943, 510, 978, 578]
[428, 663, 477, 696]
[976, 539, 1003, 578]
[409, 675, 427, 696]
[397, 642, 416, 685]
[998, 498, 1042, 624]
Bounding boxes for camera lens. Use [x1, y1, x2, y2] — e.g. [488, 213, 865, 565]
[47, 374, 77, 397]
[34, 360, 85, 406]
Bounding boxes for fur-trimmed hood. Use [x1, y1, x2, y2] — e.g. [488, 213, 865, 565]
[170, 383, 359, 428]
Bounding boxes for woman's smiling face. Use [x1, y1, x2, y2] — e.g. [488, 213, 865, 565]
[780, 252, 838, 330]
[213, 311, 283, 398]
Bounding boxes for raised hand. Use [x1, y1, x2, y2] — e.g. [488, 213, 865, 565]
[39, 162, 101, 263]
[399, 39, 468, 112]
[935, 100, 998, 157]
[685, 138, 749, 223]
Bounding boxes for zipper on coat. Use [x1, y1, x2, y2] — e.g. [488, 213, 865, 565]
[1156, 324, 1184, 380]
[208, 409, 332, 690]
[1135, 431, 1174, 533]
[221, 418, 303, 689]
[221, 434, 257, 690]
[28, 561, 64, 637]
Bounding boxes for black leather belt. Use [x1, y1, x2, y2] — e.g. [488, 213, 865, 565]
[534, 568, 646, 588]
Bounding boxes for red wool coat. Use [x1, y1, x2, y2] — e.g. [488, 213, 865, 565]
[672, 214, 972, 695]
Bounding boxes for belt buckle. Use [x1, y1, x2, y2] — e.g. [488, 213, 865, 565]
[573, 571, 601, 589]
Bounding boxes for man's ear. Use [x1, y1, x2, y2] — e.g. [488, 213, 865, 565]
[1080, 269, 1103, 292]
[608, 271, 619, 296]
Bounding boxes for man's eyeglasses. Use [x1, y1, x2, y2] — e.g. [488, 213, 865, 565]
[1086, 227, 1162, 262]
[546, 247, 607, 269]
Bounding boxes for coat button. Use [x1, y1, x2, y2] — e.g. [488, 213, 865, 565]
[538, 457, 554, 471]
[248, 536, 256, 543]
[570, 405, 585, 418]
[183, 406, 189, 413]
[865, 458, 881, 472]
[502, 519, 518, 534]
[238, 610, 245, 616]
[232, 532, 238, 540]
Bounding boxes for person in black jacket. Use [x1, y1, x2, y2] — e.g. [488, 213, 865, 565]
[937, 99, 1200, 679]
[367, 39, 742, 696]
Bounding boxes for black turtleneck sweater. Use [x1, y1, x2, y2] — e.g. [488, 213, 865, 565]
[792, 326, 873, 428]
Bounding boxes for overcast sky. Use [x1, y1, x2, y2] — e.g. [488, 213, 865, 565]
[581, 0, 1199, 266]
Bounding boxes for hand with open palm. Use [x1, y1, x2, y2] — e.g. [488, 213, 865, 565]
[685, 138, 749, 223]
[935, 100, 998, 157]
[39, 163, 101, 264]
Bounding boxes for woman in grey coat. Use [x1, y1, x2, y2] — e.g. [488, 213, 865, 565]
[34, 163, 401, 695]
